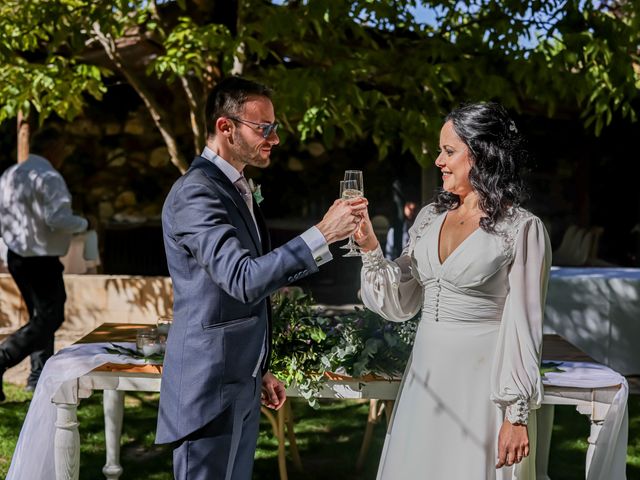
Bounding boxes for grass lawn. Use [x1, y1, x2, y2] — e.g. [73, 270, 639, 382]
[0, 383, 638, 479]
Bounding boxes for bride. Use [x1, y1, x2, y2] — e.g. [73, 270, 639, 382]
[355, 103, 551, 479]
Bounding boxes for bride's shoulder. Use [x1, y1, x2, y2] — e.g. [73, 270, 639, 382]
[497, 206, 541, 231]
[415, 203, 442, 226]
[494, 206, 545, 259]
[409, 203, 442, 241]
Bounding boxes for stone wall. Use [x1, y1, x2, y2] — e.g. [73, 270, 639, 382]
[0, 273, 172, 385]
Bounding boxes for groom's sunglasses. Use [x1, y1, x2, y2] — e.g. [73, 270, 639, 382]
[228, 116, 279, 139]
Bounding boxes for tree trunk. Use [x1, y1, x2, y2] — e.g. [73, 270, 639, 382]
[17, 110, 30, 163]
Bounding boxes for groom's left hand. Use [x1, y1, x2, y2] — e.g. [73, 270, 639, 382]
[261, 371, 286, 410]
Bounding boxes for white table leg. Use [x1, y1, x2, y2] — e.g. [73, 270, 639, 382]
[575, 400, 608, 479]
[535, 404, 555, 480]
[102, 389, 125, 480]
[585, 419, 604, 478]
[54, 404, 80, 480]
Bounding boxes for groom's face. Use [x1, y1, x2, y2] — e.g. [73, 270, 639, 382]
[232, 95, 280, 169]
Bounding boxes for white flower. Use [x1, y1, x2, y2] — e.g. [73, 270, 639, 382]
[248, 179, 264, 205]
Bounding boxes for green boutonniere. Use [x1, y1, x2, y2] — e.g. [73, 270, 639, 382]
[248, 179, 264, 205]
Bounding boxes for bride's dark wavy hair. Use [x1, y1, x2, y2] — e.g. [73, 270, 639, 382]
[433, 102, 528, 233]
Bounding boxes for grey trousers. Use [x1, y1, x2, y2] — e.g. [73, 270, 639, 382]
[172, 375, 262, 480]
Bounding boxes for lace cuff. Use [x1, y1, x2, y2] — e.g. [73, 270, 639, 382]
[361, 245, 386, 270]
[505, 398, 529, 425]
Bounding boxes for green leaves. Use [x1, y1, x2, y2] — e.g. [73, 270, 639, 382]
[151, 17, 234, 83]
[270, 289, 339, 408]
[0, 0, 638, 169]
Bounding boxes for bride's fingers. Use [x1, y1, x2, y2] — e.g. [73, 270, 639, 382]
[496, 447, 507, 468]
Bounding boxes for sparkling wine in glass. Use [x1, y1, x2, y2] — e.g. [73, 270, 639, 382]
[339, 179, 363, 257]
[343, 170, 364, 194]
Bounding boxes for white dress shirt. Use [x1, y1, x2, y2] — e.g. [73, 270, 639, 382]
[0, 154, 87, 257]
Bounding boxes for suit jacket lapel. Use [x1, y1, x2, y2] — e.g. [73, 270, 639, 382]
[190, 156, 262, 253]
[253, 201, 270, 254]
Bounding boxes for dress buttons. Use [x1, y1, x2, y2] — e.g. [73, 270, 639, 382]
[435, 278, 440, 321]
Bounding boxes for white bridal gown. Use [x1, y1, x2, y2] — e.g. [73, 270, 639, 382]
[361, 204, 551, 480]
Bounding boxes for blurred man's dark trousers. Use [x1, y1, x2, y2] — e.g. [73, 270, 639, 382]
[0, 250, 66, 391]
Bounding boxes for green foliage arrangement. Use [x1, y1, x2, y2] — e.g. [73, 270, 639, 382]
[270, 289, 418, 406]
[270, 288, 339, 408]
[330, 307, 418, 379]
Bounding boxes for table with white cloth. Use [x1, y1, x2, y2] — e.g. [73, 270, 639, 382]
[6, 324, 629, 480]
[545, 267, 640, 375]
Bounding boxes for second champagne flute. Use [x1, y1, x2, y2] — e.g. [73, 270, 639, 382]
[339, 179, 363, 257]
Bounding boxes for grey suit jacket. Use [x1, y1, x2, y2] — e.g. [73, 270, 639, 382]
[156, 156, 318, 444]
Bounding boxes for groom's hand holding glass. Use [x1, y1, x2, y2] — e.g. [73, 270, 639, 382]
[316, 197, 368, 244]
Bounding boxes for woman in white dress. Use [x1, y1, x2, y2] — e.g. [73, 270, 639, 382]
[355, 103, 552, 479]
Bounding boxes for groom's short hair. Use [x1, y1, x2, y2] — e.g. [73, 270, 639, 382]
[205, 76, 273, 138]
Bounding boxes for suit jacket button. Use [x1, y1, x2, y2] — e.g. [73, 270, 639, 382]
[287, 276, 294, 282]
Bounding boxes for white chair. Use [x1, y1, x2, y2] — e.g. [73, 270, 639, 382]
[553, 225, 590, 266]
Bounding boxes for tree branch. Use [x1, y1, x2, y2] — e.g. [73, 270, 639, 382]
[91, 22, 189, 173]
[180, 75, 205, 153]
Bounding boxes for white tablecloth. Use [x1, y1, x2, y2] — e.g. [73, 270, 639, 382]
[6, 347, 629, 480]
[545, 267, 640, 374]
[6, 343, 148, 480]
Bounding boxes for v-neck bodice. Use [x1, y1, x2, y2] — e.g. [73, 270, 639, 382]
[408, 206, 532, 324]
[435, 212, 482, 266]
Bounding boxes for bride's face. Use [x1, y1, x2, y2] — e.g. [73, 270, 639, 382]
[435, 121, 474, 196]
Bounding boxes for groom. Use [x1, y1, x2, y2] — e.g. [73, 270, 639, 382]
[156, 76, 365, 480]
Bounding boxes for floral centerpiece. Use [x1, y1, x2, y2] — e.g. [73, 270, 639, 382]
[270, 288, 340, 407]
[270, 288, 418, 406]
[329, 307, 419, 379]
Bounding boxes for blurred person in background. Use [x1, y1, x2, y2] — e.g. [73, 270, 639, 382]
[385, 200, 418, 260]
[0, 127, 87, 400]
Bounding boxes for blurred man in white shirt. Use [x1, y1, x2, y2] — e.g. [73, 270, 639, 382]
[0, 127, 87, 400]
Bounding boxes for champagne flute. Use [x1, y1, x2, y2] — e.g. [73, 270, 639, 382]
[339, 179, 363, 257]
[344, 170, 364, 193]
[340, 170, 364, 255]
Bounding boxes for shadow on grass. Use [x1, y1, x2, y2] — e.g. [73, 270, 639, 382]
[1, 385, 639, 479]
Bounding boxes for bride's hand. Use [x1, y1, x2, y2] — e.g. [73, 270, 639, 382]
[496, 419, 529, 469]
[353, 206, 379, 252]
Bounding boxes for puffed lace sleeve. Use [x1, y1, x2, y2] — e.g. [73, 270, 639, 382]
[360, 206, 434, 322]
[490, 216, 552, 424]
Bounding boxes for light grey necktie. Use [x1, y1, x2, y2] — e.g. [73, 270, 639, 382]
[234, 176, 253, 215]
[234, 176, 260, 241]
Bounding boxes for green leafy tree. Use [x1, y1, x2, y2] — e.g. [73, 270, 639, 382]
[0, 0, 637, 174]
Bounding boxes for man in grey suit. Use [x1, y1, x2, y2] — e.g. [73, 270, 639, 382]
[156, 76, 365, 479]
